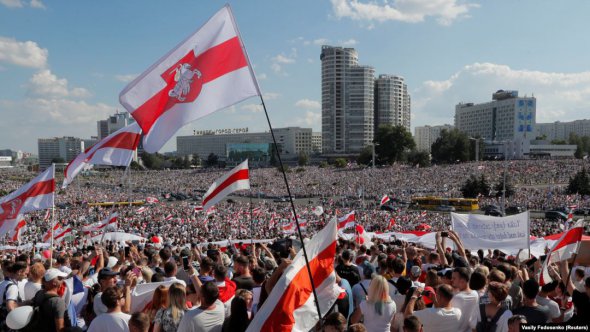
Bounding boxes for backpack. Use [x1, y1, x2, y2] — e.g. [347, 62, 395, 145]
[475, 304, 507, 332]
[19, 292, 59, 332]
[0, 282, 20, 332]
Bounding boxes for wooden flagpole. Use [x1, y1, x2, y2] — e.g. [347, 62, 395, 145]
[49, 164, 56, 268]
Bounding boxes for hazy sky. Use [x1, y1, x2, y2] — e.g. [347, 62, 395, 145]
[1, 0, 589, 153]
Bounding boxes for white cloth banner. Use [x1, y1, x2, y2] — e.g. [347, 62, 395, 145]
[451, 212, 530, 251]
[90, 232, 146, 244]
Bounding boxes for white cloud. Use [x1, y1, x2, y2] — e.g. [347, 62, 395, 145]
[115, 74, 137, 83]
[28, 69, 91, 98]
[241, 103, 263, 113]
[294, 111, 321, 127]
[0, 36, 48, 68]
[313, 38, 330, 45]
[340, 38, 358, 46]
[272, 54, 295, 64]
[257, 73, 267, 80]
[0, 0, 23, 8]
[330, 0, 479, 26]
[295, 99, 321, 110]
[263, 92, 280, 100]
[413, 62, 590, 127]
[0, 0, 45, 8]
[270, 49, 297, 74]
[29, 0, 44, 8]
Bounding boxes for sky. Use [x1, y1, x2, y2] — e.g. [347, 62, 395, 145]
[1, 0, 590, 154]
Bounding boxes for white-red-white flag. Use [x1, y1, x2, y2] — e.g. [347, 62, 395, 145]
[7, 216, 26, 242]
[540, 220, 585, 285]
[43, 222, 61, 242]
[312, 206, 324, 216]
[194, 205, 203, 213]
[146, 196, 160, 204]
[119, 6, 260, 153]
[202, 159, 249, 211]
[252, 207, 261, 216]
[62, 123, 141, 188]
[43, 209, 51, 221]
[0, 165, 55, 238]
[247, 217, 340, 332]
[54, 227, 73, 243]
[83, 213, 118, 234]
[136, 206, 148, 214]
[164, 214, 173, 221]
[337, 211, 355, 230]
[380, 195, 390, 206]
[355, 224, 373, 246]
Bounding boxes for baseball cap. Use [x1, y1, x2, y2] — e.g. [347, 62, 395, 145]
[98, 268, 118, 280]
[422, 286, 435, 305]
[44, 268, 68, 282]
[361, 261, 375, 279]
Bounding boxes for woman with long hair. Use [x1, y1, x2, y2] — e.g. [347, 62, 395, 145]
[351, 275, 397, 332]
[154, 283, 187, 332]
[143, 284, 169, 331]
[222, 289, 254, 332]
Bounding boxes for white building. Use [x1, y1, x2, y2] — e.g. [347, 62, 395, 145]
[38, 137, 85, 170]
[535, 119, 590, 141]
[414, 124, 454, 153]
[177, 127, 315, 161]
[321, 46, 374, 154]
[455, 90, 536, 157]
[375, 74, 411, 132]
[97, 111, 135, 140]
[312, 132, 322, 154]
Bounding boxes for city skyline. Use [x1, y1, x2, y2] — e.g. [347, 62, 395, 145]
[1, 1, 590, 153]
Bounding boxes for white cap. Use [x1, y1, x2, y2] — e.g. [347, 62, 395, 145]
[107, 256, 118, 269]
[44, 268, 68, 281]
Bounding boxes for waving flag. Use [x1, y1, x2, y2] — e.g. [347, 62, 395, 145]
[83, 213, 118, 234]
[146, 196, 160, 204]
[312, 206, 324, 216]
[43, 222, 61, 242]
[380, 195, 390, 206]
[0, 165, 55, 238]
[194, 205, 203, 213]
[247, 217, 339, 332]
[119, 5, 260, 153]
[63, 123, 141, 188]
[540, 220, 585, 285]
[202, 159, 250, 211]
[136, 206, 148, 214]
[54, 227, 73, 243]
[337, 211, 355, 230]
[355, 224, 373, 246]
[7, 216, 26, 242]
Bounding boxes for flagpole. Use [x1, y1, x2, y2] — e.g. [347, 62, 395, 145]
[229, 5, 323, 323]
[249, 194, 254, 248]
[50, 163, 56, 268]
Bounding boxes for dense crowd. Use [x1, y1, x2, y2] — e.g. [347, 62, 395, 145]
[1, 159, 589, 331]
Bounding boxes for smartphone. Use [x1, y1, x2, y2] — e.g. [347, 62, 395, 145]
[124, 246, 130, 256]
[526, 257, 538, 267]
[182, 256, 189, 270]
[132, 267, 141, 277]
[441, 231, 449, 237]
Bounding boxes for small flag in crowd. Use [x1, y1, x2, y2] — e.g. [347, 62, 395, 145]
[137, 206, 148, 214]
[337, 211, 355, 230]
[380, 195, 390, 206]
[146, 196, 160, 204]
[202, 159, 250, 211]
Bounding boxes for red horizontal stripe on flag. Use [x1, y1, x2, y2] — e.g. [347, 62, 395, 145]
[552, 227, 584, 251]
[85, 132, 141, 161]
[24, 179, 55, 198]
[132, 37, 248, 134]
[202, 169, 249, 207]
[261, 241, 336, 331]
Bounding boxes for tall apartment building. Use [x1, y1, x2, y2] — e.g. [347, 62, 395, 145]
[321, 46, 374, 155]
[535, 119, 590, 141]
[375, 74, 411, 131]
[38, 137, 85, 170]
[455, 90, 536, 142]
[97, 111, 135, 140]
[414, 124, 454, 153]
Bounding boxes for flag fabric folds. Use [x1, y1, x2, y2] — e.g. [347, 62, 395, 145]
[337, 211, 355, 230]
[0, 165, 55, 238]
[7, 216, 26, 242]
[82, 213, 118, 234]
[380, 195, 390, 206]
[43, 222, 61, 242]
[247, 217, 340, 332]
[540, 220, 585, 285]
[202, 159, 249, 211]
[119, 5, 260, 153]
[63, 123, 141, 188]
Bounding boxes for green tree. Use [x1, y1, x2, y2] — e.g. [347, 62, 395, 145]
[567, 168, 590, 196]
[406, 150, 431, 168]
[431, 128, 470, 164]
[460, 174, 491, 198]
[374, 125, 415, 164]
[206, 153, 219, 167]
[356, 146, 373, 166]
[318, 161, 328, 168]
[297, 152, 309, 166]
[334, 158, 347, 168]
[139, 152, 164, 169]
[494, 177, 515, 198]
[130, 161, 142, 170]
[550, 139, 567, 145]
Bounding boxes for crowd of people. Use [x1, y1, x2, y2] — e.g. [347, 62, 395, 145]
[0, 158, 589, 331]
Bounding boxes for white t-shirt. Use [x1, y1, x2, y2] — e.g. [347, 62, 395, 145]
[164, 276, 187, 287]
[177, 300, 225, 332]
[451, 289, 479, 332]
[0, 279, 20, 303]
[88, 311, 131, 332]
[536, 296, 560, 322]
[475, 308, 512, 332]
[94, 292, 108, 316]
[23, 281, 42, 301]
[413, 307, 462, 332]
[360, 300, 396, 332]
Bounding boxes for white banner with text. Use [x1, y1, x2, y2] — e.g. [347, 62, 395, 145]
[451, 211, 530, 250]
